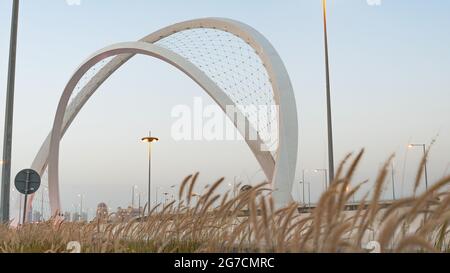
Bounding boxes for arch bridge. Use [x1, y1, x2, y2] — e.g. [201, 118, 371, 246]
[28, 18, 299, 217]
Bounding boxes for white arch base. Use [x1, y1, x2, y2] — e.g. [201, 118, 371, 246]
[27, 18, 298, 219]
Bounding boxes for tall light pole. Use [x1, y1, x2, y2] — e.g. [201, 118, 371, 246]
[322, 0, 335, 185]
[163, 192, 169, 205]
[307, 182, 311, 207]
[131, 185, 137, 208]
[142, 132, 159, 216]
[1, 0, 20, 223]
[138, 192, 141, 210]
[170, 185, 176, 202]
[302, 170, 305, 205]
[408, 144, 429, 190]
[346, 184, 356, 203]
[298, 169, 307, 205]
[299, 181, 311, 207]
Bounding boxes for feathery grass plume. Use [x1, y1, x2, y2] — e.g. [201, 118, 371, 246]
[3, 151, 450, 253]
[356, 155, 394, 245]
[179, 174, 193, 201]
[413, 149, 430, 195]
[407, 175, 450, 223]
[187, 172, 200, 205]
[336, 150, 365, 213]
[395, 236, 436, 253]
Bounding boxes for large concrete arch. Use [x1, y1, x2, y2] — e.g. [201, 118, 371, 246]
[28, 18, 298, 217]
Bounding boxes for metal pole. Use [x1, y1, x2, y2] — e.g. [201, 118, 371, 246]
[322, 0, 335, 185]
[18, 194, 22, 222]
[298, 182, 302, 204]
[302, 170, 305, 205]
[41, 189, 44, 222]
[422, 145, 429, 191]
[138, 192, 141, 216]
[22, 170, 30, 224]
[308, 182, 311, 207]
[307, 183, 311, 208]
[1, 0, 20, 223]
[148, 131, 152, 216]
[132, 186, 135, 208]
[22, 193, 28, 224]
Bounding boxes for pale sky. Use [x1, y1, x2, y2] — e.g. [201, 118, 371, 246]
[0, 0, 449, 219]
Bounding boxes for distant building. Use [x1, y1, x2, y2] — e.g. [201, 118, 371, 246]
[81, 212, 88, 222]
[96, 202, 109, 220]
[72, 212, 80, 222]
[32, 211, 42, 222]
[112, 206, 142, 222]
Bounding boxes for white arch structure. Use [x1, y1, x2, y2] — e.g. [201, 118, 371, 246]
[28, 18, 298, 217]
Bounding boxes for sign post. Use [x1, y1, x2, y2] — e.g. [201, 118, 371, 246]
[14, 169, 41, 224]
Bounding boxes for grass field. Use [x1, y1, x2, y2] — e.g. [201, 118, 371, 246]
[1, 150, 449, 253]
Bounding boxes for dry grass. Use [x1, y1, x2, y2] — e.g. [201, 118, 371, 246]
[1, 150, 450, 253]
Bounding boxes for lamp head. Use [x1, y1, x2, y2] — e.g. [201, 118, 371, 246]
[142, 137, 159, 143]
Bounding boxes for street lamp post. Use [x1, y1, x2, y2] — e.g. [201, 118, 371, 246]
[163, 192, 169, 205]
[1, 0, 20, 223]
[170, 185, 176, 202]
[297, 181, 302, 205]
[142, 132, 159, 216]
[296, 169, 308, 205]
[138, 192, 141, 211]
[299, 181, 311, 208]
[307, 182, 311, 207]
[132, 185, 137, 208]
[408, 144, 429, 190]
[303, 170, 306, 205]
[322, 0, 335, 185]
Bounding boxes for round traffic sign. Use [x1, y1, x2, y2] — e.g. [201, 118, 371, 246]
[14, 169, 41, 195]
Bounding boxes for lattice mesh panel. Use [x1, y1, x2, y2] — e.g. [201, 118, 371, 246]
[156, 28, 279, 153]
[70, 56, 116, 106]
